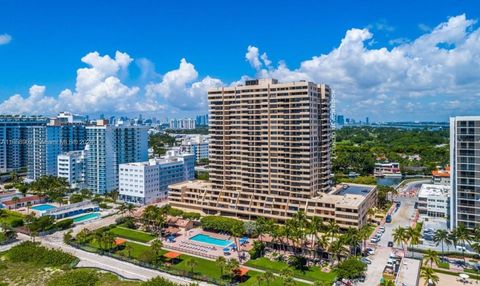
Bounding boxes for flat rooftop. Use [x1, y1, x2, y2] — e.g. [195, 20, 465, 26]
[334, 184, 376, 197]
[418, 183, 450, 197]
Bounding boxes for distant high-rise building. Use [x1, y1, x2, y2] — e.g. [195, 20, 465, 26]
[0, 115, 48, 173]
[366, 117, 369, 125]
[450, 116, 480, 230]
[336, 115, 345, 126]
[169, 118, 196, 130]
[26, 119, 86, 181]
[57, 112, 86, 124]
[195, 114, 209, 126]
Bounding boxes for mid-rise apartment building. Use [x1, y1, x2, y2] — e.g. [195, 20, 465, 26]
[119, 150, 194, 204]
[169, 79, 376, 227]
[417, 184, 450, 218]
[85, 120, 148, 194]
[169, 118, 196, 130]
[57, 150, 86, 189]
[0, 115, 48, 173]
[450, 116, 480, 230]
[180, 135, 209, 163]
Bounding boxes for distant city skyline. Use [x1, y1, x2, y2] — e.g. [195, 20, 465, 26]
[1, 1, 479, 121]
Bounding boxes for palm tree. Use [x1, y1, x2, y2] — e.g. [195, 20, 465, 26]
[454, 224, 470, 263]
[406, 226, 421, 257]
[309, 216, 323, 259]
[186, 258, 198, 274]
[11, 196, 20, 209]
[215, 256, 227, 277]
[381, 279, 396, 286]
[326, 220, 339, 243]
[151, 239, 163, 258]
[433, 229, 450, 259]
[225, 258, 240, 278]
[367, 208, 376, 223]
[260, 271, 274, 286]
[423, 249, 440, 268]
[393, 226, 407, 252]
[420, 267, 439, 285]
[329, 236, 347, 265]
[126, 203, 136, 217]
[358, 224, 371, 250]
[125, 244, 133, 258]
[231, 223, 245, 261]
[344, 228, 361, 257]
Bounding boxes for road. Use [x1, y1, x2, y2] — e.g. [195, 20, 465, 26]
[358, 181, 419, 286]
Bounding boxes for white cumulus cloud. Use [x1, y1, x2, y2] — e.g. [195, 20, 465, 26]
[145, 58, 222, 110]
[246, 14, 480, 120]
[0, 34, 12, 45]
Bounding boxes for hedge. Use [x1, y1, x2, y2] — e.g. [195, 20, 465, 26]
[200, 216, 244, 234]
[6, 241, 77, 267]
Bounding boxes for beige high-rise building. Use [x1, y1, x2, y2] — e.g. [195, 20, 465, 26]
[169, 79, 376, 227]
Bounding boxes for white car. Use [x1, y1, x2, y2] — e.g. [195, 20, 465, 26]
[371, 237, 380, 243]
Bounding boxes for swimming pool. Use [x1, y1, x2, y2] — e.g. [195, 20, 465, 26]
[31, 204, 57, 212]
[189, 234, 233, 247]
[72, 212, 101, 223]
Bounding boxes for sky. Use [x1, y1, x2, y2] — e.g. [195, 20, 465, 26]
[0, 0, 479, 122]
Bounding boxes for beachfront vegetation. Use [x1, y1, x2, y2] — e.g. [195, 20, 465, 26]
[200, 216, 244, 235]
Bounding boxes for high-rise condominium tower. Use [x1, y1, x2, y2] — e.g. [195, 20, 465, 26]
[170, 79, 338, 221]
[450, 116, 480, 230]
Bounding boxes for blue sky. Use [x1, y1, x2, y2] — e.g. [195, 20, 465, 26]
[0, 0, 479, 121]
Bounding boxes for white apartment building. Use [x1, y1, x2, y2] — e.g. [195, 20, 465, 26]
[180, 135, 209, 163]
[417, 184, 450, 218]
[119, 150, 194, 205]
[57, 150, 86, 189]
[450, 116, 480, 230]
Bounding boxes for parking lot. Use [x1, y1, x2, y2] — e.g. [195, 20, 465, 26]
[358, 184, 419, 286]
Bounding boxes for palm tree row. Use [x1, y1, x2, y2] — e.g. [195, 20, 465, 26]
[255, 211, 372, 266]
[432, 224, 477, 263]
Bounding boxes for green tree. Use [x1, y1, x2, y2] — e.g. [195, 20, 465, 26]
[423, 249, 440, 268]
[453, 224, 470, 263]
[260, 271, 274, 286]
[215, 256, 227, 277]
[420, 267, 439, 286]
[433, 229, 450, 259]
[151, 239, 163, 261]
[186, 258, 198, 274]
[334, 257, 367, 280]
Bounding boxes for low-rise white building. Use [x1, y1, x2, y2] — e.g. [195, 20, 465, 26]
[119, 150, 194, 205]
[57, 150, 86, 189]
[417, 184, 450, 218]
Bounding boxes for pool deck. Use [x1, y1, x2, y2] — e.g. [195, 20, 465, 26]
[163, 228, 252, 260]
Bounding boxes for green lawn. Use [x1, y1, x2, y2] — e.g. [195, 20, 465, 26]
[245, 257, 336, 283]
[117, 241, 165, 259]
[109, 227, 156, 243]
[0, 209, 24, 227]
[241, 271, 310, 286]
[436, 261, 450, 269]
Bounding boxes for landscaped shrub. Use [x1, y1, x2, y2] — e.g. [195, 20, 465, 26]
[116, 216, 136, 229]
[142, 276, 181, 286]
[9, 218, 24, 228]
[182, 212, 201, 220]
[54, 219, 74, 230]
[98, 202, 109, 209]
[200, 216, 244, 234]
[6, 241, 77, 267]
[47, 268, 99, 286]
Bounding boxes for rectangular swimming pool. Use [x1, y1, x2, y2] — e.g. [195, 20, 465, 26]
[31, 204, 56, 212]
[189, 234, 233, 247]
[73, 212, 101, 223]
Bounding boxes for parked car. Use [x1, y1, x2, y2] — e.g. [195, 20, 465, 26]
[370, 237, 380, 243]
[366, 248, 375, 255]
[360, 257, 372, 264]
[388, 241, 394, 247]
